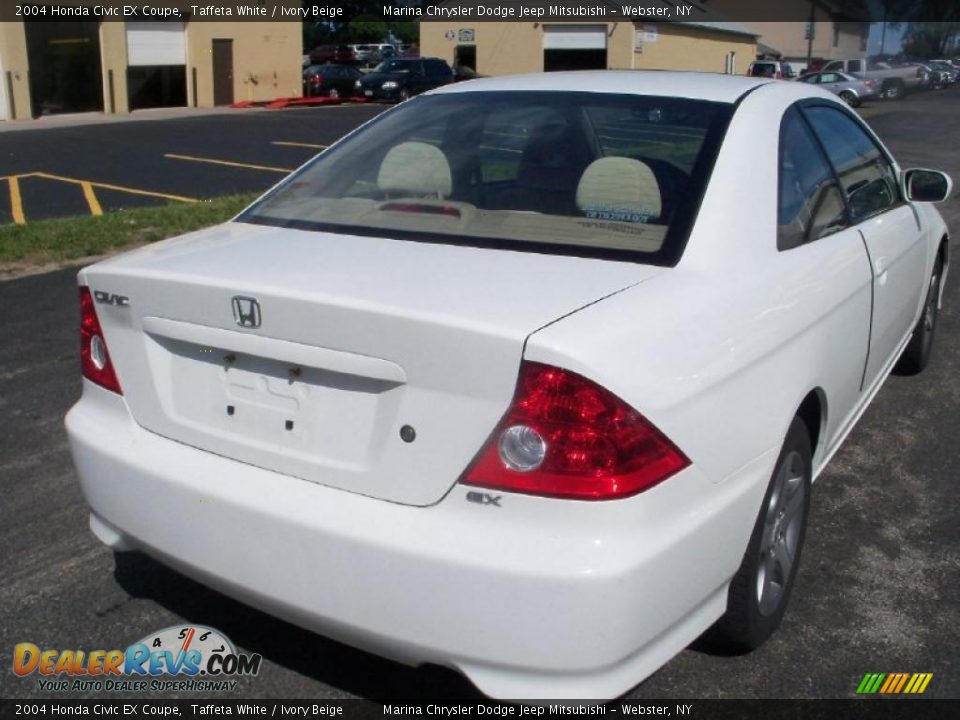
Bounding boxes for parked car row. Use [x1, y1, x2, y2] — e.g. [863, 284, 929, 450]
[748, 57, 960, 105]
[355, 58, 455, 102]
[798, 71, 878, 107]
[302, 58, 481, 103]
[307, 43, 419, 68]
[302, 64, 365, 99]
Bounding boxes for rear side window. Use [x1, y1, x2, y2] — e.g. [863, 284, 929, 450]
[804, 105, 900, 222]
[240, 92, 733, 265]
[778, 107, 847, 250]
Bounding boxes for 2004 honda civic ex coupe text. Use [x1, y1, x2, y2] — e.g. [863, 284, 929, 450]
[66, 72, 952, 699]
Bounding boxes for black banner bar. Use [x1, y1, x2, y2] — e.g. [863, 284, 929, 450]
[1, 1, 958, 23]
[2, 700, 960, 720]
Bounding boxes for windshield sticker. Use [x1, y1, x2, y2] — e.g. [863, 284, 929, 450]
[583, 206, 652, 224]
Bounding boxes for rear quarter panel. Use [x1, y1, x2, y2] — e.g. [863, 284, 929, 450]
[525, 83, 876, 575]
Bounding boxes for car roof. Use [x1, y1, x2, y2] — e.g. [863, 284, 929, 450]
[430, 70, 775, 104]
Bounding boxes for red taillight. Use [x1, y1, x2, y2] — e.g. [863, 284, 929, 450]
[79, 287, 122, 394]
[461, 362, 689, 500]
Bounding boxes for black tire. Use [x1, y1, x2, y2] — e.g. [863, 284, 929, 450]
[883, 80, 905, 100]
[710, 417, 812, 651]
[895, 256, 944, 376]
[839, 91, 860, 108]
[398, 87, 411, 102]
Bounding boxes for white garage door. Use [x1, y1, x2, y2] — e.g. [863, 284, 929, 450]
[126, 22, 186, 66]
[543, 25, 607, 50]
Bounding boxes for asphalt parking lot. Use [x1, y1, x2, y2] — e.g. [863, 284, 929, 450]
[1, 90, 959, 700]
[0, 105, 386, 225]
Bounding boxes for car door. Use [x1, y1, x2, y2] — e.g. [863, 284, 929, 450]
[819, 72, 842, 93]
[411, 60, 427, 93]
[803, 103, 927, 389]
[777, 106, 873, 443]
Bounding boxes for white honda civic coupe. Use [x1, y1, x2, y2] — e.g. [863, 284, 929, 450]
[66, 72, 951, 699]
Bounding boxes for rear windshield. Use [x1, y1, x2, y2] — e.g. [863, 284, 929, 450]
[239, 91, 732, 264]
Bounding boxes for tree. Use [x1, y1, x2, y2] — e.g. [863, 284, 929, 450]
[391, 22, 419, 44]
[874, 0, 913, 55]
[346, 16, 390, 43]
[902, 22, 960, 57]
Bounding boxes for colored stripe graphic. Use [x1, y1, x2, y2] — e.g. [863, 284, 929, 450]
[879, 674, 896, 693]
[893, 673, 910, 693]
[858, 672, 932, 694]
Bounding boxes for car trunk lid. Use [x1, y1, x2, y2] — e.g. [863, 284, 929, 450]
[80, 222, 661, 506]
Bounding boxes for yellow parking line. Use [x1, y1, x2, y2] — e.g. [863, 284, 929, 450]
[271, 141, 328, 149]
[165, 153, 293, 173]
[80, 181, 103, 216]
[87, 180, 196, 203]
[31, 172, 197, 204]
[8, 177, 25, 225]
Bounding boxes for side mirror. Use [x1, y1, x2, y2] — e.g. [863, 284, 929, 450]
[903, 169, 953, 203]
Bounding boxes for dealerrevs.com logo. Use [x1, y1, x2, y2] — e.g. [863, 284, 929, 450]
[13, 625, 261, 693]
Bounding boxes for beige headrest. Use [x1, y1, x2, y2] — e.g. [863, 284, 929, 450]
[377, 141, 452, 199]
[576, 157, 662, 222]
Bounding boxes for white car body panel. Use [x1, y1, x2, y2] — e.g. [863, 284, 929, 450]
[80, 223, 655, 506]
[65, 71, 950, 698]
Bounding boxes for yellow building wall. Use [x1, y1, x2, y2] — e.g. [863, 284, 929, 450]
[735, 20, 866, 61]
[187, 22, 301, 107]
[99, 22, 129, 113]
[420, 21, 755, 76]
[1, 8, 300, 119]
[420, 22, 545, 75]
[628, 25, 757, 74]
[0, 23, 31, 120]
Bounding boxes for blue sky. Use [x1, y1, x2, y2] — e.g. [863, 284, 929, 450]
[868, 22, 906, 55]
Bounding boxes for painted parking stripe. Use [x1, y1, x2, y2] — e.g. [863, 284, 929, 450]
[7, 176, 25, 225]
[80, 181, 103, 216]
[31, 172, 197, 204]
[0, 172, 198, 225]
[271, 141, 328, 149]
[165, 153, 293, 173]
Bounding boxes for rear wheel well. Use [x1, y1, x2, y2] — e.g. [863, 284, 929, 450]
[939, 236, 949, 268]
[796, 390, 824, 460]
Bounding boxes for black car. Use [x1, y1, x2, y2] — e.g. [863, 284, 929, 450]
[355, 58, 454, 102]
[303, 64, 364, 99]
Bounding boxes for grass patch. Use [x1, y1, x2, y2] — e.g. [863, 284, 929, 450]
[0, 193, 259, 268]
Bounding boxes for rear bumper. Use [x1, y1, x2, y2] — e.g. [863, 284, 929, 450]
[66, 381, 773, 699]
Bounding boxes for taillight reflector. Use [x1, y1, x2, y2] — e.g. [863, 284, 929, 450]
[79, 287, 122, 394]
[461, 362, 689, 500]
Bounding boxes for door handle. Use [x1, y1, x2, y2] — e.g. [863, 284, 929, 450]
[874, 256, 889, 284]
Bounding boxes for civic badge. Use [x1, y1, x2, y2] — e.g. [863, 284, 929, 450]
[231, 296, 261, 329]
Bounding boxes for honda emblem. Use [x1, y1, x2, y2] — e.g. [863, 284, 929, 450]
[232, 296, 261, 328]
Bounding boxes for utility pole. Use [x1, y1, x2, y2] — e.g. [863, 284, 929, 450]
[806, 1, 817, 69]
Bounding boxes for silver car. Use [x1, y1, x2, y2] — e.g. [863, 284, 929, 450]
[799, 71, 878, 107]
